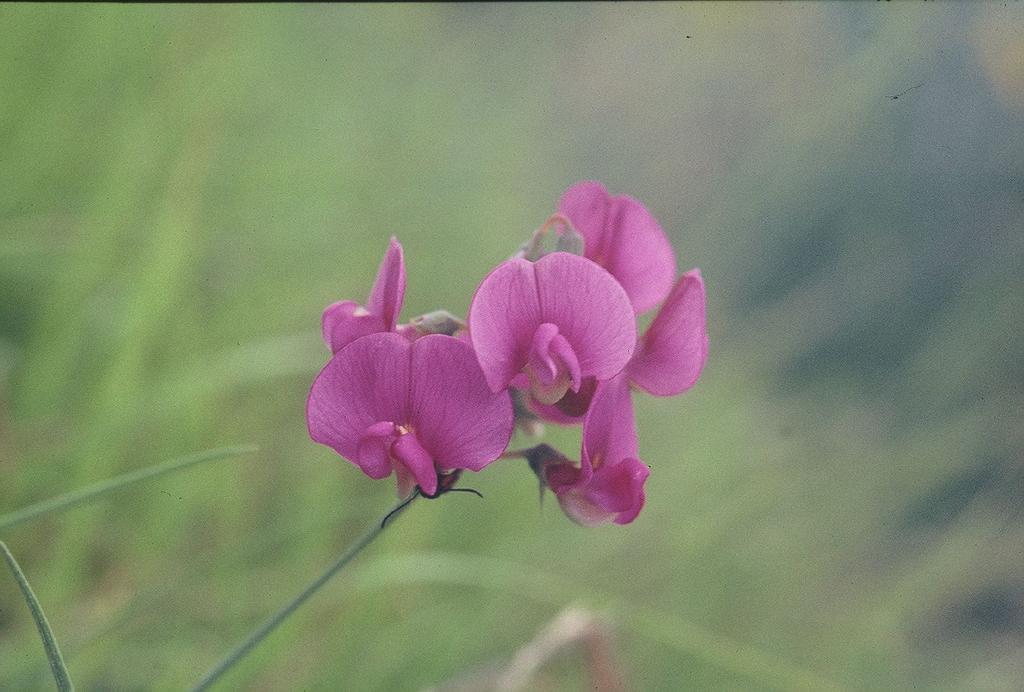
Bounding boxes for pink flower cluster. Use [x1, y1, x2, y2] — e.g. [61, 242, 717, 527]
[307, 182, 707, 526]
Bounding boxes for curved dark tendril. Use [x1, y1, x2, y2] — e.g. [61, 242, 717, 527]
[380, 489, 420, 528]
[443, 487, 484, 499]
[379, 484, 484, 528]
[419, 485, 484, 500]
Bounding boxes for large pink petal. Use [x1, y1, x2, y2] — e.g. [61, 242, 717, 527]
[627, 269, 708, 396]
[534, 252, 636, 382]
[367, 237, 406, 331]
[559, 182, 676, 314]
[582, 373, 638, 470]
[307, 333, 411, 461]
[409, 335, 514, 472]
[322, 300, 387, 353]
[602, 195, 676, 314]
[468, 258, 543, 392]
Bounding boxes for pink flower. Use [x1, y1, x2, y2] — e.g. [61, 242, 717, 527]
[541, 374, 649, 526]
[530, 268, 708, 424]
[307, 332, 514, 497]
[321, 237, 406, 353]
[627, 268, 708, 396]
[468, 252, 636, 406]
[558, 181, 677, 315]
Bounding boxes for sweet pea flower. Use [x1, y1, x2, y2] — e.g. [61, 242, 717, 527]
[558, 181, 677, 315]
[468, 251, 636, 406]
[530, 268, 708, 423]
[321, 237, 406, 353]
[307, 332, 513, 497]
[539, 374, 649, 526]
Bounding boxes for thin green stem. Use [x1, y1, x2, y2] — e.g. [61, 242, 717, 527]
[0, 445, 258, 532]
[190, 494, 418, 691]
[1, 540, 74, 691]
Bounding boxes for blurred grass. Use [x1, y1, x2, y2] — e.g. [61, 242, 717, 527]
[1, 540, 73, 691]
[2, 4, 1023, 691]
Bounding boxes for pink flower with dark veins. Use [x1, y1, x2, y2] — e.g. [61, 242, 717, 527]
[558, 181, 677, 315]
[540, 374, 649, 526]
[307, 332, 513, 497]
[468, 251, 636, 406]
[321, 237, 406, 353]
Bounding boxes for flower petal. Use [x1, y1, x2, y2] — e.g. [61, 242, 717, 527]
[307, 333, 411, 462]
[468, 258, 543, 392]
[549, 331, 582, 392]
[534, 252, 636, 382]
[526, 323, 582, 405]
[528, 323, 563, 384]
[627, 269, 708, 396]
[367, 236, 406, 331]
[542, 375, 650, 526]
[559, 181, 676, 314]
[610, 459, 649, 525]
[554, 459, 649, 527]
[582, 373, 638, 470]
[391, 432, 437, 496]
[356, 421, 399, 479]
[322, 300, 387, 353]
[602, 195, 677, 314]
[409, 334, 514, 472]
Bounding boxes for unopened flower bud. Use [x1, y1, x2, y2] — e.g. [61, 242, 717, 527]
[409, 310, 466, 337]
[517, 213, 586, 262]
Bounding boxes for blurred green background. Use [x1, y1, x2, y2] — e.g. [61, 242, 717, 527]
[2, 4, 1023, 690]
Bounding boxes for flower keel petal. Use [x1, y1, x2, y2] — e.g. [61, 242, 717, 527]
[391, 432, 437, 497]
[534, 252, 636, 382]
[307, 332, 412, 464]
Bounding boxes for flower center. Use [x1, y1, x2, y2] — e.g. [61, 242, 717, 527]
[525, 323, 582, 405]
[356, 421, 438, 496]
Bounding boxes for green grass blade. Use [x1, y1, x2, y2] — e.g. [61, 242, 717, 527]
[1, 540, 74, 691]
[0, 445, 258, 531]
